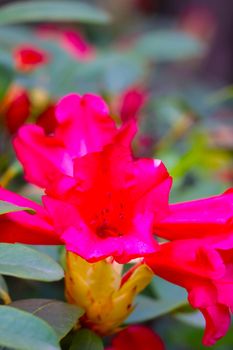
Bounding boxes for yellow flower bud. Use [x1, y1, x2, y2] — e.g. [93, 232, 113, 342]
[65, 252, 153, 335]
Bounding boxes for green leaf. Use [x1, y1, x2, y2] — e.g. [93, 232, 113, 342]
[0, 66, 13, 99]
[126, 295, 175, 323]
[11, 299, 84, 340]
[0, 201, 34, 215]
[72, 52, 145, 94]
[175, 311, 205, 329]
[0, 1, 111, 25]
[207, 85, 233, 105]
[134, 30, 204, 62]
[30, 245, 62, 263]
[0, 305, 60, 350]
[0, 26, 36, 49]
[69, 329, 103, 350]
[126, 276, 187, 323]
[0, 244, 64, 281]
[151, 276, 187, 303]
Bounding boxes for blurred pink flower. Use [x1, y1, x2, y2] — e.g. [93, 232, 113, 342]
[119, 87, 147, 124]
[106, 325, 165, 350]
[37, 25, 95, 61]
[179, 5, 216, 41]
[60, 29, 95, 61]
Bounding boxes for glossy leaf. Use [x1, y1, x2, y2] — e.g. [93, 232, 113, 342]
[49, 52, 145, 95]
[175, 311, 205, 329]
[0, 1, 110, 25]
[0, 66, 13, 99]
[69, 329, 104, 350]
[0, 244, 64, 281]
[151, 276, 187, 302]
[126, 276, 187, 323]
[11, 299, 84, 340]
[0, 26, 36, 50]
[0, 201, 33, 215]
[0, 305, 60, 350]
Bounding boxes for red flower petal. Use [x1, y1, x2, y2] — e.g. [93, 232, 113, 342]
[108, 325, 165, 350]
[13, 45, 49, 72]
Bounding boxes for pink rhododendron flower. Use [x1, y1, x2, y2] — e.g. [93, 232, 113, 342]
[106, 325, 165, 350]
[13, 45, 49, 72]
[45, 143, 171, 262]
[147, 189, 233, 346]
[0, 93, 172, 263]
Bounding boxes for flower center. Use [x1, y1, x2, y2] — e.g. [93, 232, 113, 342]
[96, 224, 123, 239]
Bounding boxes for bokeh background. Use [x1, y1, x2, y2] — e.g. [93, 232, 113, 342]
[0, 1, 232, 349]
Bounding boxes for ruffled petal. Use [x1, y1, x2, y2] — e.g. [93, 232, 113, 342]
[146, 240, 231, 346]
[13, 125, 73, 188]
[55, 93, 117, 157]
[154, 189, 233, 240]
[62, 217, 158, 264]
[0, 187, 60, 244]
[201, 305, 231, 346]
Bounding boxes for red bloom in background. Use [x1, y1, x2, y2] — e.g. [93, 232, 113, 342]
[0, 93, 171, 263]
[119, 87, 147, 124]
[36, 104, 58, 134]
[13, 45, 49, 72]
[5, 91, 30, 134]
[106, 325, 165, 350]
[3, 87, 30, 134]
[147, 189, 233, 346]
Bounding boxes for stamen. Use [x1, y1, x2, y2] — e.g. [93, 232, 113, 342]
[96, 225, 123, 239]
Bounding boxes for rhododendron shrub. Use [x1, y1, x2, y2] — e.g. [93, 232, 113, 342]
[0, 1, 232, 349]
[0, 91, 232, 348]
